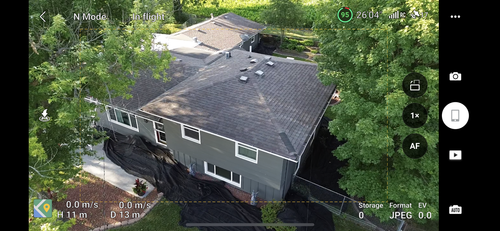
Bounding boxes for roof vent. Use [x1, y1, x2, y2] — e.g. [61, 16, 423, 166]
[211, 13, 214, 20]
[250, 59, 257, 63]
[240, 67, 248, 72]
[239, 76, 249, 83]
[224, 15, 228, 19]
[264, 56, 271, 60]
[286, 57, 294, 60]
[225, 51, 231, 59]
[255, 70, 264, 77]
[193, 37, 198, 43]
[266, 61, 275, 66]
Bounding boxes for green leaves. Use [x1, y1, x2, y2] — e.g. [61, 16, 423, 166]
[29, 1, 174, 228]
[41, 14, 70, 49]
[316, 0, 439, 223]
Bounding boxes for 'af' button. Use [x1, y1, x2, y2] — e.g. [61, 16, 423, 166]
[402, 134, 428, 159]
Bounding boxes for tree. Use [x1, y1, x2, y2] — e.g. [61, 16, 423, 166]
[314, 0, 439, 223]
[29, 0, 173, 229]
[260, 0, 305, 45]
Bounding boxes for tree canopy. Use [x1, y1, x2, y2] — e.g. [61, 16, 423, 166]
[29, 0, 174, 229]
[315, 0, 439, 223]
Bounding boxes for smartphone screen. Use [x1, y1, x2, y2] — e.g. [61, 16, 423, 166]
[451, 109, 459, 122]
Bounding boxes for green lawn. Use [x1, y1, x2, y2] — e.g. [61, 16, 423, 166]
[110, 199, 197, 231]
[272, 53, 314, 63]
[261, 26, 318, 41]
[333, 213, 374, 231]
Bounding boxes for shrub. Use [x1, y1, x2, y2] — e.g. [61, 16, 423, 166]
[286, 43, 296, 50]
[302, 39, 315, 46]
[295, 45, 305, 52]
[310, 49, 318, 54]
[261, 201, 296, 231]
[288, 38, 299, 46]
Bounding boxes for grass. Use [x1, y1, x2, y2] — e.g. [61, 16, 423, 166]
[261, 26, 318, 41]
[272, 53, 314, 63]
[332, 213, 373, 231]
[158, 23, 184, 34]
[110, 199, 197, 231]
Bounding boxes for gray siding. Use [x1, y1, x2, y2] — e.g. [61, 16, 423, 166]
[162, 118, 285, 201]
[96, 107, 155, 142]
[95, 105, 290, 201]
[281, 160, 298, 199]
[240, 33, 260, 52]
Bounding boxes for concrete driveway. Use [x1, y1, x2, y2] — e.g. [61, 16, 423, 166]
[80, 142, 154, 198]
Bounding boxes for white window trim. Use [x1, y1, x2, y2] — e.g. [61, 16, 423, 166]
[105, 106, 139, 132]
[181, 124, 201, 144]
[154, 122, 168, 146]
[139, 108, 299, 163]
[204, 161, 241, 188]
[235, 142, 258, 164]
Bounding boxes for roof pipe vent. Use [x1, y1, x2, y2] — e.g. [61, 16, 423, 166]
[225, 51, 231, 59]
[193, 37, 198, 43]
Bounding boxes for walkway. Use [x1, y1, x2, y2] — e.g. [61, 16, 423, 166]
[80, 142, 154, 198]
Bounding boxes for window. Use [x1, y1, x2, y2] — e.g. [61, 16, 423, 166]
[204, 162, 241, 187]
[235, 143, 258, 163]
[106, 106, 138, 131]
[154, 122, 167, 146]
[181, 125, 201, 144]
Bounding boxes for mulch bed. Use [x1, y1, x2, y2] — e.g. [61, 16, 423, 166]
[52, 172, 159, 231]
[51, 171, 265, 230]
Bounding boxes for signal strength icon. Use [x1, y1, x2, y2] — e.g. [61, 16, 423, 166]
[389, 11, 399, 19]
[388, 11, 405, 19]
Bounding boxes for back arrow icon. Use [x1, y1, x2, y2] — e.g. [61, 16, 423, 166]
[40, 11, 46, 22]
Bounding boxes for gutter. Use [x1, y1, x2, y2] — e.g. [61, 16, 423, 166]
[293, 85, 337, 176]
[138, 108, 299, 163]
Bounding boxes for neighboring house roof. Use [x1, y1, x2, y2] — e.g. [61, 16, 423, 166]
[140, 49, 336, 161]
[159, 12, 266, 52]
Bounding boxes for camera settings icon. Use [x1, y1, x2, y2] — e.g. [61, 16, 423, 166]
[449, 72, 461, 81]
[449, 205, 462, 214]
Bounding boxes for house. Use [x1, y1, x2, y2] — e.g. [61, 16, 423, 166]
[153, 12, 266, 53]
[87, 13, 336, 201]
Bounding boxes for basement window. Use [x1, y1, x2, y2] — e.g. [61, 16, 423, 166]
[204, 161, 241, 187]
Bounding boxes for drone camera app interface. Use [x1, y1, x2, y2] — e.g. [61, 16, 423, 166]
[29, 0, 467, 230]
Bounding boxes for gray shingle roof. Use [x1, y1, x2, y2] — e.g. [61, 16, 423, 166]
[141, 49, 335, 160]
[173, 12, 266, 52]
[109, 52, 204, 111]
